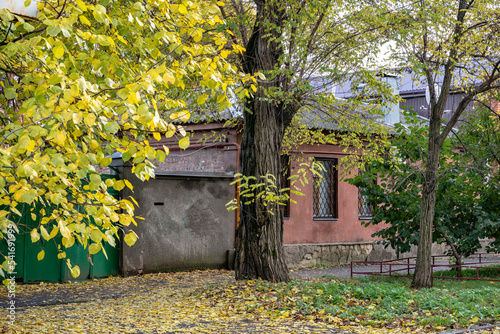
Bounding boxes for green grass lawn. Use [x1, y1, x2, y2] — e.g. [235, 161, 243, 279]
[433, 265, 500, 279]
[204, 275, 500, 331]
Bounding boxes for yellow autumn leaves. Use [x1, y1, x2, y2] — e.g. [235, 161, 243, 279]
[0, 0, 250, 276]
[7, 270, 500, 333]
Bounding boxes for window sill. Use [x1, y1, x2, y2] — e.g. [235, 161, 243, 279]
[313, 218, 339, 221]
[359, 216, 372, 220]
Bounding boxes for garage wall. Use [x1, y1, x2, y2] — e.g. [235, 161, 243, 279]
[121, 169, 236, 275]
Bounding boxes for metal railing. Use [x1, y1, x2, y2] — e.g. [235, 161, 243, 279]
[350, 253, 500, 284]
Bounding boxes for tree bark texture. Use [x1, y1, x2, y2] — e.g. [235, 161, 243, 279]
[411, 169, 437, 289]
[235, 0, 294, 282]
[411, 80, 447, 289]
[235, 96, 290, 282]
[455, 255, 463, 278]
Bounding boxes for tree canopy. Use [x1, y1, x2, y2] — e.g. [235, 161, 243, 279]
[0, 0, 246, 277]
[350, 109, 500, 277]
[370, 0, 500, 288]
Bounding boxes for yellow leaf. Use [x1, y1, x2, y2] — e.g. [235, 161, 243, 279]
[70, 265, 80, 278]
[178, 136, 190, 150]
[13, 189, 24, 202]
[177, 126, 186, 137]
[113, 180, 125, 191]
[163, 71, 175, 84]
[197, 94, 208, 105]
[84, 113, 96, 126]
[192, 29, 203, 42]
[153, 132, 161, 141]
[57, 252, 66, 259]
[25, 140, 36, 152]
[124, 179, 133, 191]
[55, 131, 66, 144]
[49, 226, 59, 239]
[90, 229, 103, 243]
[105, 178, 115, 187]
[156, 149, 166, 162]
[37, 250, 45, 261]
[179, 110, 190, 122]
[2, 259, 12, 272]
[53, 45, 64, 58]
[10, 207, 22, 217]
[63, 236, 75, 248]
[216, 94, 225, 103]
[178, 4, 187, 14]
[119, 215, 132, 226]
[170, 111, 191, 122]
[58, 221, 71, 239]
[50, 193, 63, 205]
[88, 243, 101, 255]
[30, 228, 40, 243]
[110, 212, 120, 222]
[79, 15, 91, 26]
[75, 0, 87, 10]
[128, 92, 140, 104]
[40, 225, 50, 241]
[124, 231, 138, 246]
[106, 235, 116, 247]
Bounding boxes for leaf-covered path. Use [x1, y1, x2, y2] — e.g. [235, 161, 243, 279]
[1, 269, 500, 333]
[2, 270, 345, 333]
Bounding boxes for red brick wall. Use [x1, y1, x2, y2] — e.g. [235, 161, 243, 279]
[154, 148, 226, 173]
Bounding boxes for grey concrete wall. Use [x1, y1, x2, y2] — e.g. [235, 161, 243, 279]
[121, 168, 236, 275]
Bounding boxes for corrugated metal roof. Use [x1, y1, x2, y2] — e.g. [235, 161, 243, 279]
[334, 66, 488, 97]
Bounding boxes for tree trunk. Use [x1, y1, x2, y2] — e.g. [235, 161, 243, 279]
[411, 169, 437, 289]
[235, 96, 290, 282]
[234, 0, 292, 282]
[455, 255, 463, 278]
[442, 235, 463, 278]
[411, 100, 444, 289]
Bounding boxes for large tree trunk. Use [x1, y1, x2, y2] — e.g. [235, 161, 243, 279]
[234, 0, 292, 282]
[235, 95, 290, 282]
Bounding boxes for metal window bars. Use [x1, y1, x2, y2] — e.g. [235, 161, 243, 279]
[358, 168, 374, 218]
[313, 159, 337, 218]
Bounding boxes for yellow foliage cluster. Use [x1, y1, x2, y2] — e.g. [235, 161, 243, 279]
[0, 0, 248, 276]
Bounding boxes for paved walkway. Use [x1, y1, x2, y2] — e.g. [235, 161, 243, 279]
[292, 255, 500, 280]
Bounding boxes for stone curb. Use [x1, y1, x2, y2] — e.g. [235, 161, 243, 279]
[437, 324, 500, 333]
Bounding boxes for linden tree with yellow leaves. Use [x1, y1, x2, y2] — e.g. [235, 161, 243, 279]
[0, 0, 246, 277]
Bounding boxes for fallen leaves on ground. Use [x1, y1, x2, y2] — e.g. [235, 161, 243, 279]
[1, 270, 499, 333]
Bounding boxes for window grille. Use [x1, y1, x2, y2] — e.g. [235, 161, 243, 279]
[313, 159, 337, 218]
[358, 169, 374, 218]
